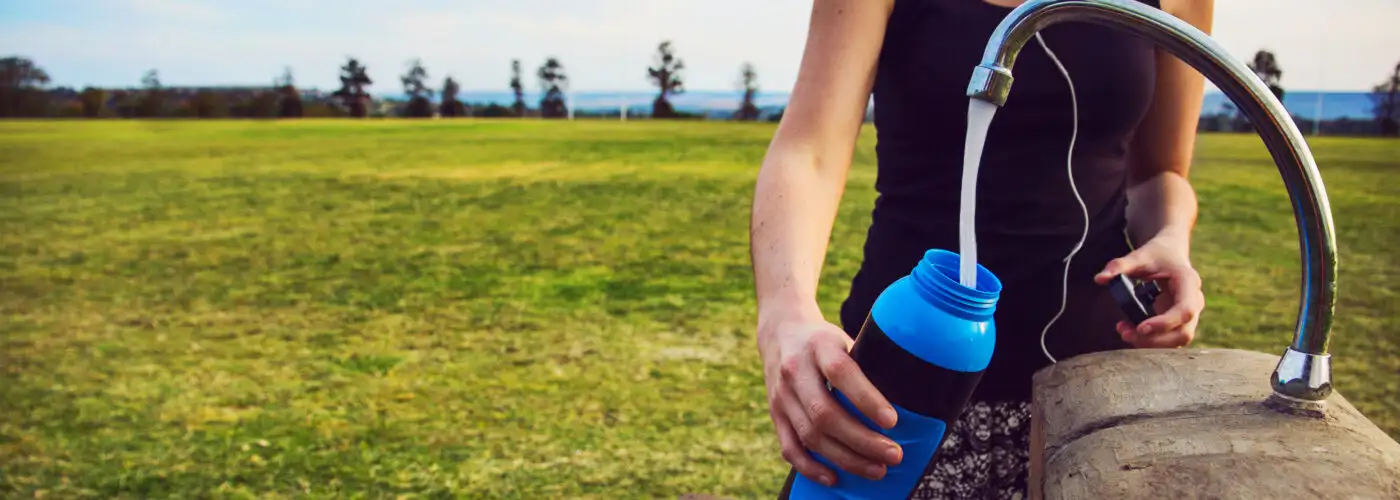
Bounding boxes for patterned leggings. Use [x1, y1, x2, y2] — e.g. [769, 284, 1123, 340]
[910, 400, 1032, 500]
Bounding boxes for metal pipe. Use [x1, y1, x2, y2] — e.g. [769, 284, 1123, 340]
[965, 0, 1339, 403]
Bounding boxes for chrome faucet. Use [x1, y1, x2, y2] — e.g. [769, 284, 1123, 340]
[966, 0, 1339, 408]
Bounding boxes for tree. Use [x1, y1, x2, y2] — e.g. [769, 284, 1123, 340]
[243, 91, 280, 118]
[332, 57, 373, 118]
[440, 76, 466, 117]
[647, 41, 685, 118]
[275, 67, 293, 88]
[0, 56, 49, 89]
[137, 69, 165, 118]
[1371, 60, 1400, 136]
[0, 56, 52, 117]
[111, 90, 139, 118]
[1247, 50, 1285, 101]
[735, 62, 760, 121]
[276, 67, 303, 118]
[51, 87, 83, 118]
[141, 69, 160, 90]
[537, 57, 568, 119]
[510, 59, 526, 117]
[767, 108, 785, 123]
[400, 58, 434, 118]
[79, 87, 106, 118]
[188, 90, 224, 118]
[471, 102, 513, 117]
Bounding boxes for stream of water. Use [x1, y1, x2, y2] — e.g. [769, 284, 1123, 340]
[959, 99, 998, 288]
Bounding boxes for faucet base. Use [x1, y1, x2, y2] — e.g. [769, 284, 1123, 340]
[1263, 392, 1327, 419]
[1270, 347, 1332, 403]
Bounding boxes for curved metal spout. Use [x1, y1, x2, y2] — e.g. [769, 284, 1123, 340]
[966, 0, 1339, 404]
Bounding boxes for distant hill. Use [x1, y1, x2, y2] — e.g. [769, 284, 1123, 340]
[1200, 91, 1375, 120]
[401, 89, 1377, 121]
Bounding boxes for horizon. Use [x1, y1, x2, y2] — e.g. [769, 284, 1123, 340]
[22, 86, 1381, 120]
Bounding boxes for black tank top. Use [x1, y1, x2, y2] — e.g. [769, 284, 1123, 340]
[840, 0, 1162, 402]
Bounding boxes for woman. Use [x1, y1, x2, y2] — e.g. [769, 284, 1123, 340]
[749, 0, 1213, 497]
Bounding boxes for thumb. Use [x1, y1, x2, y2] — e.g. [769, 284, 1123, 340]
[1095, 251, 1155, 284]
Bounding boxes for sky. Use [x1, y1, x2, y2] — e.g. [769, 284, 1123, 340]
[1, 0, 1396, 93]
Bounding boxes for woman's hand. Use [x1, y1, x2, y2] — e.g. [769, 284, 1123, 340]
[757, 311, 903, 486]
[1094, 232, 1204, 348]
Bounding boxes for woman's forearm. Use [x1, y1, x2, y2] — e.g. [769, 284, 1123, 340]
[1123, 0, 1213, 251]
[1126, 171, 1198, 249]
[750, 144, 850, 328]
[749, 0, 887, 338]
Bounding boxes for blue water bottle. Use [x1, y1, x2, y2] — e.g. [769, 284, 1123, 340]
[778, 248, 1002, 499]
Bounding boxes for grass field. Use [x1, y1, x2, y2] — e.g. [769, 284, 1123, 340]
[1, 119, 1397, 498]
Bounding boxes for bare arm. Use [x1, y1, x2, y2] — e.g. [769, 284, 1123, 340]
[751, 0, 890, 323]
[750, 0, 901, 486]
[1123, 0, 1213, 244]
[1098, 0, 1214, 347]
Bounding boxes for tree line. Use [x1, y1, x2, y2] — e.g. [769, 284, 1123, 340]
[0, 62, 332, 120]
[0, 41, 769, 122]
[1, 45, 1397, 134]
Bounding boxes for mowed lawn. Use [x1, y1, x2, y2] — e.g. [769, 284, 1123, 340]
[1, 119, 1397, 498]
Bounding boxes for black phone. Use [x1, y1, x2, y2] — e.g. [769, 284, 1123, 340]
[1108, 274, 1162, 326]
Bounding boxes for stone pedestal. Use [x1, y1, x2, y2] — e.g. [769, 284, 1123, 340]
[1029, 348, 1400, 499]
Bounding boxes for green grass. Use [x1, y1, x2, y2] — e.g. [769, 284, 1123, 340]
[1, 119, 1396, 498]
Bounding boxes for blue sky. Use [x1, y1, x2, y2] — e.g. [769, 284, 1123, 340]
[2, 0, 1397, 92]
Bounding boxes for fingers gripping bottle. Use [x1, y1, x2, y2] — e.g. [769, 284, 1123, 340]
[779, 248, 1002, 499]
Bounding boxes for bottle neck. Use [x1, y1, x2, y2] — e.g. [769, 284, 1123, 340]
[909, 249, 1002, 319]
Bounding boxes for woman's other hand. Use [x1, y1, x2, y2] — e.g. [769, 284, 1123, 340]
[1094, 233, 1204, 348]
[757, 310, 903, 486]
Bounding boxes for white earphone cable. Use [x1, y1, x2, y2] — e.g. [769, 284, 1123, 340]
[1034, 32, 1088, 365]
